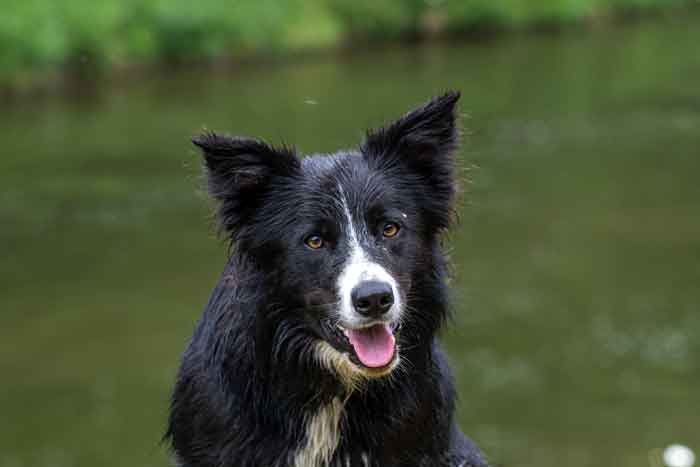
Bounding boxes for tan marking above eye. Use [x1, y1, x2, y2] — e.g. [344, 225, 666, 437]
[305, 235, 324, 249]
[382, 222, 400, 238]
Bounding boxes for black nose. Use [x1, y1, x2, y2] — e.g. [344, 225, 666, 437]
[351, 281, 394, 318]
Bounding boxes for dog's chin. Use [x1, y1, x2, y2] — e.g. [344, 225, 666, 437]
[316, 319, 401, 386]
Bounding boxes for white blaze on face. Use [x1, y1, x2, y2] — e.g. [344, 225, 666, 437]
[336, 187, 401, 327]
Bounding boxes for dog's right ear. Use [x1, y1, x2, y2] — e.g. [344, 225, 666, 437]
[193, 132, 300, 237]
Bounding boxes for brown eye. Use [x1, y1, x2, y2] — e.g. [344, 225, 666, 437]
[382, 222, 400, 238]
[305, 235, 324, 249]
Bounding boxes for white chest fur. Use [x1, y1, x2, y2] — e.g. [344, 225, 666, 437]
[293, 397, 345, 467]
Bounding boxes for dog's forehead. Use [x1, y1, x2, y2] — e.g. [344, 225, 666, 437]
[300, 152, 376, 210]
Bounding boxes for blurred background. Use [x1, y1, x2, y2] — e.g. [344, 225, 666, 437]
[1, 1, 699, 466]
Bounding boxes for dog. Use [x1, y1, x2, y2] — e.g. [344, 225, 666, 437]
[166, 91, 488, 467]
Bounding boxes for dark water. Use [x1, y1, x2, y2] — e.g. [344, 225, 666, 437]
[2, 15, 699, 467]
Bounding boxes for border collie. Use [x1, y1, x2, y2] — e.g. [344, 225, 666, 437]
[166, 92, 487, 467]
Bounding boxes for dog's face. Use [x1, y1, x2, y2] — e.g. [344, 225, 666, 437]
[194, 92, 459, 385]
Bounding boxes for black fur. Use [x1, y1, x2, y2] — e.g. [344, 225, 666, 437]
[166, 92, 488, 467]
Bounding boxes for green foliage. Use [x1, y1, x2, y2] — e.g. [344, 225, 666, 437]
[325, 0, 426, 38]
[0, 0, 693, 86]
[0, 0, 302, 77]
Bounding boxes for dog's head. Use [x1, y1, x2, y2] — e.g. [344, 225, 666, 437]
[194, 92, 460, 387]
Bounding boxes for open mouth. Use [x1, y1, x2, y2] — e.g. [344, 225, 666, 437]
[323, 320, 399, 371]
[343, 323, 396, 368]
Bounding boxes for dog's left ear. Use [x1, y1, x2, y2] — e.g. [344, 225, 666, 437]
[362, 91, 461, 230]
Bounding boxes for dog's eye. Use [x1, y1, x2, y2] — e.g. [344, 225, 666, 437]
[305, 235, 324, 249]
[382, 222, 400, 238]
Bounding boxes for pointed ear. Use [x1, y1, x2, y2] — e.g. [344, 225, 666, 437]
[361, 91, 461, 229]
[363, 91, 460, 163]
[193, 132, 300, 237]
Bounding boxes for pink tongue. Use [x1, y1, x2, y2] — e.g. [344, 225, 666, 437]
[345, 324, 395, 368]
